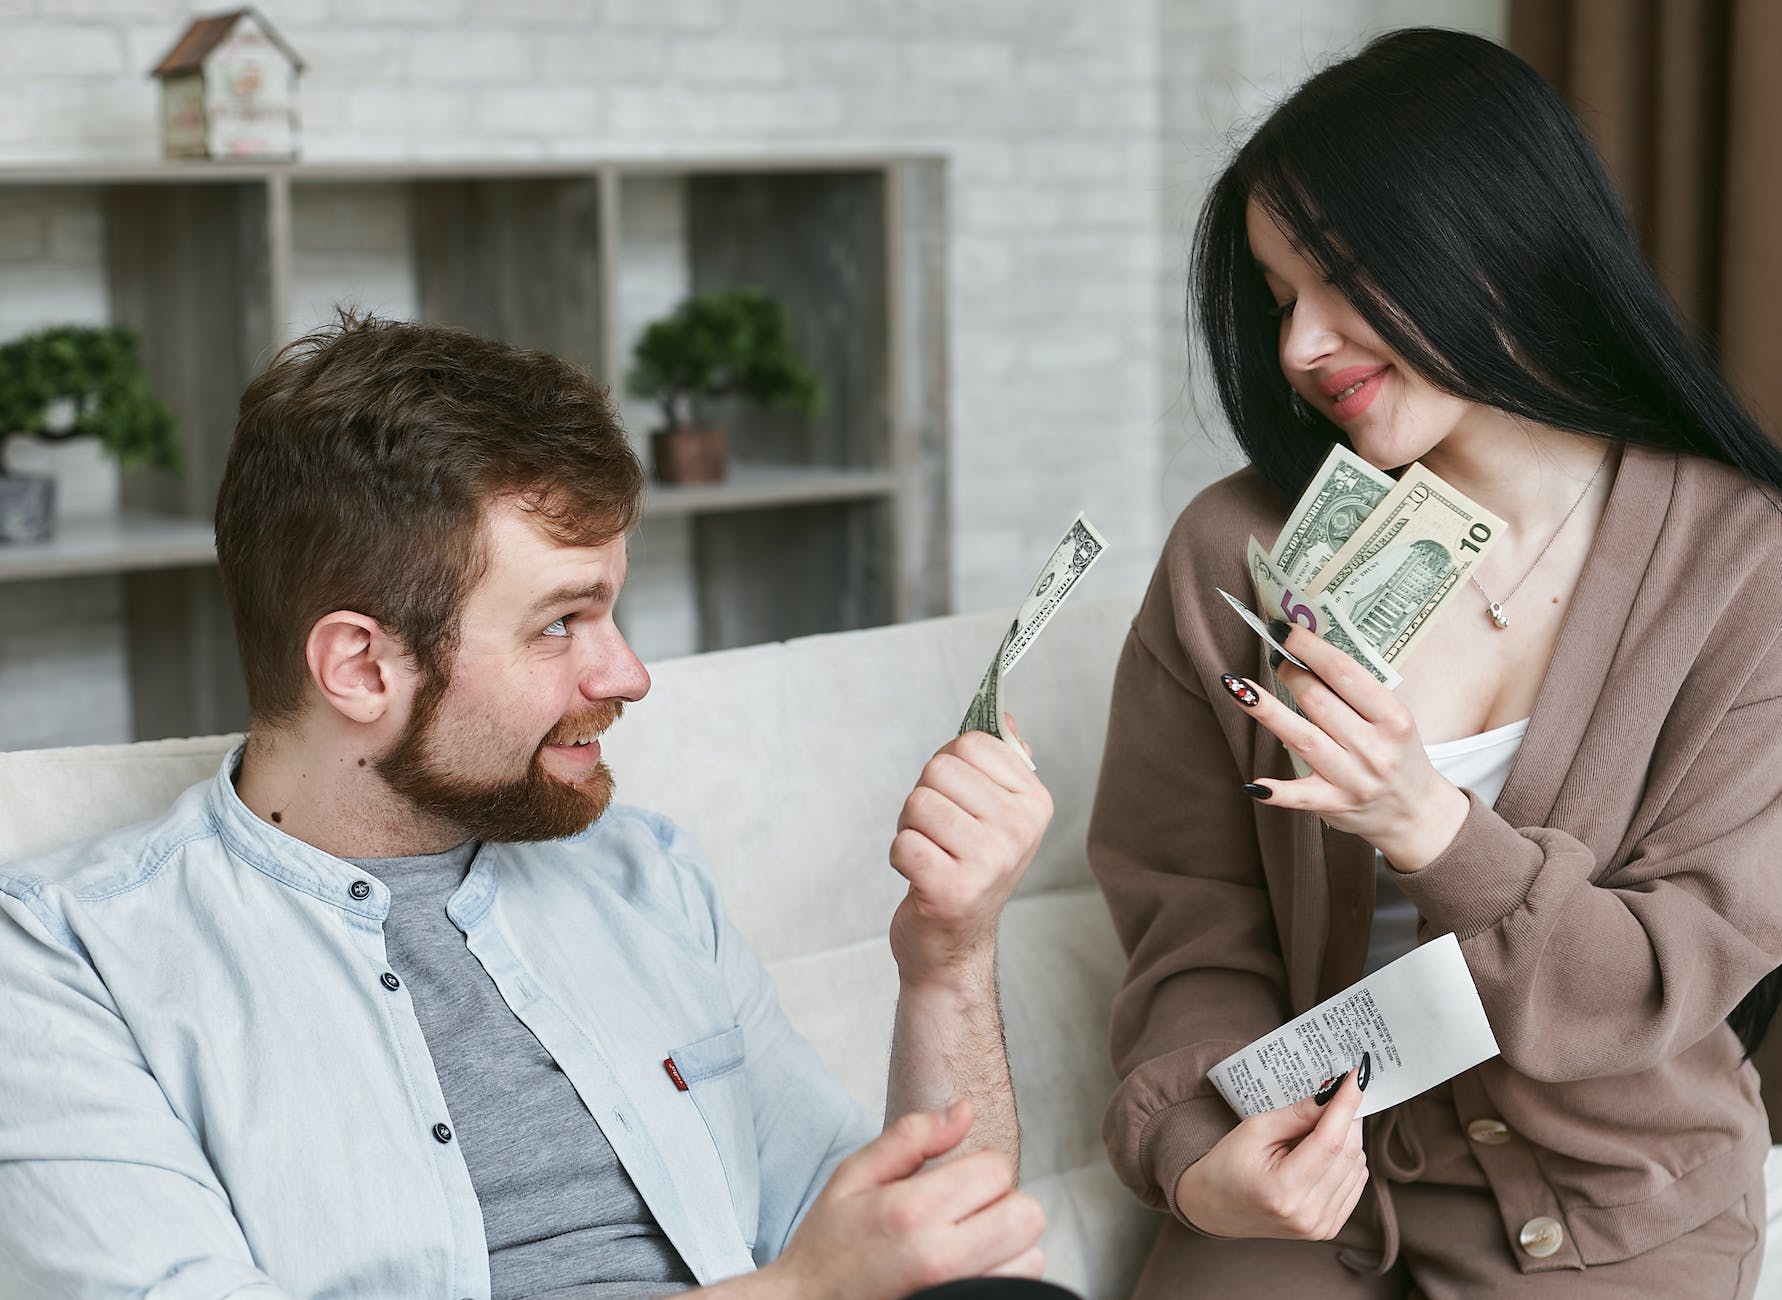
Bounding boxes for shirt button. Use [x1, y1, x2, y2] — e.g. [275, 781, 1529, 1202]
[349, 880, 372, 900]
[1467, 1117, 1511, 1146]
[432, 1122, 453, 1144]
[380, 972, 401, 991]
[1519, 1215, 1564, 1258]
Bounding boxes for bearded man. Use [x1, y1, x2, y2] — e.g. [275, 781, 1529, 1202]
[0, 316, 1058, 1300]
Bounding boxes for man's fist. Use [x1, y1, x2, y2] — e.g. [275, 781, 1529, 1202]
[889, 717, 1053, 982]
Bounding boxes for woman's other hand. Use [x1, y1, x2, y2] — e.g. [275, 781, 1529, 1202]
[1174, 1066, 1369, 1240]
[1220, 626, 1470, 871]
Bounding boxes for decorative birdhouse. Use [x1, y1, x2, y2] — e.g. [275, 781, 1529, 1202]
[151, 8, 304, 161]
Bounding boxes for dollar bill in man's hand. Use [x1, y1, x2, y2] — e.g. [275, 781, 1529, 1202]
[959, 620, 1017, 739]
[959, 512, 1107, 746]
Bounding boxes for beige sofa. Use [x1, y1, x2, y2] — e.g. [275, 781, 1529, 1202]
[4, 592, 1780, 1297]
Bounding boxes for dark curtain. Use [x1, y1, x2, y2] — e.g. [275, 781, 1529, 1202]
[1509, 0, 1782, 436]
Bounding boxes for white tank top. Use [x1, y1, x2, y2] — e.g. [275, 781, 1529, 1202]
[1363, 717, 1530, 975]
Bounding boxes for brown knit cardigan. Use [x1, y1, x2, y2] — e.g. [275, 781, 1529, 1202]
[1091, 443, 1782, 1271]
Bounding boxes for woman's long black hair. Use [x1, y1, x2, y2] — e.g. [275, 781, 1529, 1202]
[1190, 27, 1782, 1056]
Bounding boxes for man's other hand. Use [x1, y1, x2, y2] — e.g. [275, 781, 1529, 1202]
[888, 716, 1053, 984]
[767, 1098, 1046, 1299]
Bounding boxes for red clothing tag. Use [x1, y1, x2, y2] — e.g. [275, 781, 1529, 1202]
[663, 1057, 689, 1091]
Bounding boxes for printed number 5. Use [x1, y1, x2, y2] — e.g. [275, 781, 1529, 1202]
[1279, 590, 1318, 632]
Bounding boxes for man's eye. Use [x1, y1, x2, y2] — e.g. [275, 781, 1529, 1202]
[542, 617, 570, 638]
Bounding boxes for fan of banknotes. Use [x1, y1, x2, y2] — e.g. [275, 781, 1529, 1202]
[1219, 445, 1506, 689]
[959, 513, 1107, 750]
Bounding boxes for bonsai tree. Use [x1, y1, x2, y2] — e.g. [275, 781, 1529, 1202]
[0, 324, 179, 474]
[628, 288, 824, 432]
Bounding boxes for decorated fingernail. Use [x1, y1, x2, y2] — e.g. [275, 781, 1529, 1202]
[1314, 1070, 1349, 1106]
[1221, 673, 1260, 707]
[1243, 782, 1272, 800]
[1358, 1051, 1372, 1092]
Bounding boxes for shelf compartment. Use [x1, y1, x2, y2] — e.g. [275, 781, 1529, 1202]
[0, 512, 216, 583]
[645, 462, 895, 516]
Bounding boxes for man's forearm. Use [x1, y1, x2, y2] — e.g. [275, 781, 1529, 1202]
[884, 951, 1020, 1178]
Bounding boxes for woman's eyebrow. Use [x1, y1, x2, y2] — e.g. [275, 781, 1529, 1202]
[1252, 255, 1288, 282]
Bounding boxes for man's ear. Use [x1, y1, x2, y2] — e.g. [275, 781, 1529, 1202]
[305, 611, 415, 725]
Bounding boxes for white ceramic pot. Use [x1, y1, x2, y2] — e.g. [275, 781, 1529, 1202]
[1, 433, 120, 519]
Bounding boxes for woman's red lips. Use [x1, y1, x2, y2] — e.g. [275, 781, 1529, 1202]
[1319, 365, 1389, 399]
[1323, 365, 1390, 421]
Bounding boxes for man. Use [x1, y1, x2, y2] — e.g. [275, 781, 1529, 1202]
[0, 316, 1054, 1298]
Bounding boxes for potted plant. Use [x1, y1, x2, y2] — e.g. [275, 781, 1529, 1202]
[0, 325, 179, 543]
[627, 288, 823, 485]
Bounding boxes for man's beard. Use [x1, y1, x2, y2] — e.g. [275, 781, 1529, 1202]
[376, 676, 624, 843]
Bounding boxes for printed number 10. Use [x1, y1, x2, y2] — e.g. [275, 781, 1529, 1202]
[1457, 522, 1492, 554]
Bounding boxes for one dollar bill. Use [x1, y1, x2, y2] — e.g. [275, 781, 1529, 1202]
[1269, 444, 1396, 587]
[960, 512, 1107, 741]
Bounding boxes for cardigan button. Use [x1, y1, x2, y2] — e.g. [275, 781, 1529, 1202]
[1466, 1117, 1511, 1146]
[1519, 1216, 1564, 1258]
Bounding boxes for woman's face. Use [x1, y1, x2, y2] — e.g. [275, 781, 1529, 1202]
[1245, 198, 1474, 471]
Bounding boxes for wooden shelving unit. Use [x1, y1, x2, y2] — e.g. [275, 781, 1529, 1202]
[0, 155, 948, 741]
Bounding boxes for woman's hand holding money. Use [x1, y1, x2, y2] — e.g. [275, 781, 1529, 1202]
[1222, 625, 1470, 873]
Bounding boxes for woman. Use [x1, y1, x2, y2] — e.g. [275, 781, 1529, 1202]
[1092, 27, 1782, 1297]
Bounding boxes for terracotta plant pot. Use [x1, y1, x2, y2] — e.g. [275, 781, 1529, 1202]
[651, 423, 728, 485]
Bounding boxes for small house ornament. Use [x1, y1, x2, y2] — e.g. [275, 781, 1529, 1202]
[151, 8, 304, 161]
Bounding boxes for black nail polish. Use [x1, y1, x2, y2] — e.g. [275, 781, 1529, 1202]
[1265, 620, 1291, 672]
[1243, 782, 1272, 800]
[1314, 1070, 1349, 1106]
[1357, 1051, 1372, 1092]
[1220, 673, 1261, 707]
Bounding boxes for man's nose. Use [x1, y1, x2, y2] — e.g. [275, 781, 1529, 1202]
[581, 629, 650, 704]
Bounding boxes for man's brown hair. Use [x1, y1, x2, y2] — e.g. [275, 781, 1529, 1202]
[216, 312, 644, 724]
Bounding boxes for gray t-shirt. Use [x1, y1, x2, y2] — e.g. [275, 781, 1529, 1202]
[354, 841, 694, 1299]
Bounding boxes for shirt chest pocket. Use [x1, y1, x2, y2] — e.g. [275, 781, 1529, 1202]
[672, 1025, 760, 1249]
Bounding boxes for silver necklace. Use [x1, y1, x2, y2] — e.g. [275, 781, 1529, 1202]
[1470, 449, 1610, 630]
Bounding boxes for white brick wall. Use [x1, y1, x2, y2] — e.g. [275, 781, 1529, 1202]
[0, 0, 1503, 748]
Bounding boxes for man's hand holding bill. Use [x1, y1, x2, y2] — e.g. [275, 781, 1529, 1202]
[891, 720, 1051, 982]
[703, 722, 1054, 1300]
[886, 718, 1053, 1175]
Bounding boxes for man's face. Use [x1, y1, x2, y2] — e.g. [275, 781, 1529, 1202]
[376, 497, 650, 843]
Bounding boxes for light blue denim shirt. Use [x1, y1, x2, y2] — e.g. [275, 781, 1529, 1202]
[0, 746, 876, 1299]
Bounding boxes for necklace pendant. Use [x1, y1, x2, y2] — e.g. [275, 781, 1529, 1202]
[1488, 601, 1509, 629]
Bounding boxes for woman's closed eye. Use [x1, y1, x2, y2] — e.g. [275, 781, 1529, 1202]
[1269, 300, 1296, 320]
